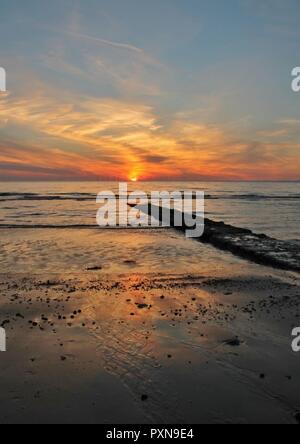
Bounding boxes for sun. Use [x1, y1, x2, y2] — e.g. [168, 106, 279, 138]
[130, 177, 138, 182]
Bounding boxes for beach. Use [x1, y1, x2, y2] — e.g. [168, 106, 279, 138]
[0, 221, 300, 424]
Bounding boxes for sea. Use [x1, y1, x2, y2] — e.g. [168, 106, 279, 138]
[0, 181, 299, 243]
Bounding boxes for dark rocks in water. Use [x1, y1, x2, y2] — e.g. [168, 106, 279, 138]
[260, 374, 266, 379]
[86, 266, 102, 271]
[141, 395, 148, 402]
[137, 204, 300, 273]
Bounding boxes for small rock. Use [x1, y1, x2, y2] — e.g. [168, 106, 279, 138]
[16, 313, 24, 319]
[224, 338, 241, 347]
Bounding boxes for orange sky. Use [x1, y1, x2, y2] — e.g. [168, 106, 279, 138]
[0, 1, 300, 181]
[0, 88, 299, 181]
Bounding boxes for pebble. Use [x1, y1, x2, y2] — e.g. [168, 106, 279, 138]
[224, 338, 241, 347]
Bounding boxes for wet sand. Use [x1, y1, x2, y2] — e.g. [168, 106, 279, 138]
[0, 229, 300, 424]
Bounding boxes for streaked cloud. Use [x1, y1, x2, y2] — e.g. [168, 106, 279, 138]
[0, 82, 299, 181]
[0, 0, 299, 181]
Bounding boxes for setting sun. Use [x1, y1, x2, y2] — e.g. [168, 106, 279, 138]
[130, 177, 138, 182]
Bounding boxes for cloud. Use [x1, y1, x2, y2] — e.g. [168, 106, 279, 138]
[141, 155, 169, 164]
[62, 30, 144, 55]
[0, 82, 299, 181]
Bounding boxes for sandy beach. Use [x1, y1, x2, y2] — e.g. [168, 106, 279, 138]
[0, 228, 299, 424]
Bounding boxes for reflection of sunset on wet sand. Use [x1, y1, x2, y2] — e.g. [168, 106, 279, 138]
[1, 261, 299, 423]
[0, 223, 300, 423]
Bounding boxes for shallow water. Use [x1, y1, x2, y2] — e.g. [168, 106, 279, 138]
[0, 181, 299, 242]
[0, 228, 243, 274]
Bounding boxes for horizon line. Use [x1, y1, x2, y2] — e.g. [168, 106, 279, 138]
[0, 179, 299, 183]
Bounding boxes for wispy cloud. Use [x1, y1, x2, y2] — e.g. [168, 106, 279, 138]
[1, 83, 299, 181]
[61, 29, 144, 55]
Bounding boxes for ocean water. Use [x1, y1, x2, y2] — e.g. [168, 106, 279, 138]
[0, 181, 299, 243]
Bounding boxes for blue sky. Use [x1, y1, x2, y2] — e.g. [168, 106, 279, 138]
[0, 0, 299, 180]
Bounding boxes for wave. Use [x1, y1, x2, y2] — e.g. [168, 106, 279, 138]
[0, 224, 166, 230]
[213, 194, 300, 200]
[1, 192, 300, 202]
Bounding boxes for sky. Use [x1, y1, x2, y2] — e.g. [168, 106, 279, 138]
[0, 0, 299, 181]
